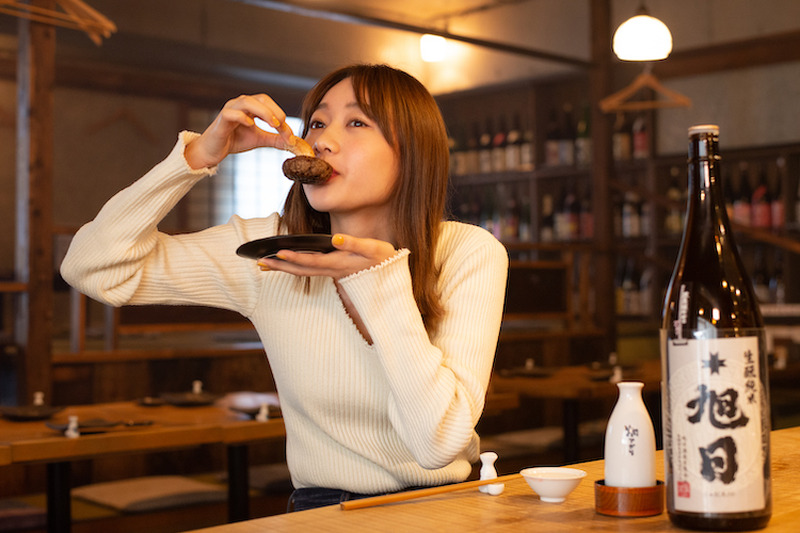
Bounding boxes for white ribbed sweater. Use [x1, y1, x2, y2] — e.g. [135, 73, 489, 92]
[60, 132, 509, 493]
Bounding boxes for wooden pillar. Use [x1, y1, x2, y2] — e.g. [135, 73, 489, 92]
[15, 1, 56, 402]
[589, 0, 616, 356]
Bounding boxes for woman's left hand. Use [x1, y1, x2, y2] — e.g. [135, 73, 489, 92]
[256, 233, 397, 279]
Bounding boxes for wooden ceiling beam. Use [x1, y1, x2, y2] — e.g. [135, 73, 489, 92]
[652, 29, 800, 79]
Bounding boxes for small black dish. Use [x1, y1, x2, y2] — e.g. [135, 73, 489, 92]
[498, 367, 555, 379]
[236, 234, 335, 260]
[1, 405, 64, 421]
[160, 392, 219, 407]
[46, 418, 122, 434]
[229, 405, 282, 419]
[137, 396, 165, 407]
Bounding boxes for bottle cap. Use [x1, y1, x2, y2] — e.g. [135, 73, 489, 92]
[688, 124, 719, 136]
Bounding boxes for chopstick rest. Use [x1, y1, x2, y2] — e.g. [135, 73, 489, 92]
[340, 473, 522, 510]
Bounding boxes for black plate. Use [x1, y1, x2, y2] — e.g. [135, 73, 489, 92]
[229, 405, 282, 419]
[137, 396, 165, 407]
[0, 405, 64, 421]
[160, 392, 219, 407]
[498, 367, 555, 379]
[46, 418, 122, 433]
[236, 234, 335, 260]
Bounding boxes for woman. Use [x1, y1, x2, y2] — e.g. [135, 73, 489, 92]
[61, 64, 508, 511]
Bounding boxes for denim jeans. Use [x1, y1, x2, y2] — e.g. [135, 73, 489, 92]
[287, 487, 375, 512]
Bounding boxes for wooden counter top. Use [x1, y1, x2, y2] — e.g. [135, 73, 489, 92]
[187, 426, 800, 532]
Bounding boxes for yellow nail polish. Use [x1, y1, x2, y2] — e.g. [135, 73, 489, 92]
[332, 234, 345, 246]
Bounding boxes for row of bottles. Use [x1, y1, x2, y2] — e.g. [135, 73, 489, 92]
[724, 158, 788, 230]
[752, 246, 786, 305]
[451, 184, 531, 242]
[543, 102, 592, 167]
[540, 186, 594, 242]
[612, 112, 651, 162]
[614, 257, 655, 316]
[449, 116, 535, 176]
[612, 191, 652, 239]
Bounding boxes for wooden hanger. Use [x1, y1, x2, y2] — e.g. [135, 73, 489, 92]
[0, 0, 116, 45]
[600, 65, 691, 113]
[85, 108, 158, 146]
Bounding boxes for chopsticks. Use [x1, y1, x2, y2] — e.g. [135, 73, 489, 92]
[340, 473, 522, 510]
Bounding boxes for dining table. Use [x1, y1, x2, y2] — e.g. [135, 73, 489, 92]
[0, 398, 285, 533]
[490, 359, 663, 461]
[186, 425, 800, 532]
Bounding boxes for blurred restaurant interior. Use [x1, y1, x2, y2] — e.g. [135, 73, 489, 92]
[2, 0, 800, 531]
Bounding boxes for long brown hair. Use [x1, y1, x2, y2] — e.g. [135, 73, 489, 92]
[280, 64, 449, 332]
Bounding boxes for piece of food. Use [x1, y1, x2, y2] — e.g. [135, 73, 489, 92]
[282, 136, 332, 184]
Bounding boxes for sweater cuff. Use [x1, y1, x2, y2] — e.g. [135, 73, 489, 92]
[177, 131, 219, 176]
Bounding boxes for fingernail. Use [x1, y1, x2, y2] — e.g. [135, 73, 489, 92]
[270, 116, 281, 128]
[332, 234, 345, 246]
[275, 253, 287, 261]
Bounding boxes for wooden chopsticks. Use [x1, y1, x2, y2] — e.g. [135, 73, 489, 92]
[340, 473, 523, 510]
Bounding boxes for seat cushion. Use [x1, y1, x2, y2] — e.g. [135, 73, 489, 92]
[72, 475, 226, 513]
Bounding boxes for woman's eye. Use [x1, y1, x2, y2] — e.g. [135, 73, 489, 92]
[349, 119, 368, 127]
[309, 120, 325, 129]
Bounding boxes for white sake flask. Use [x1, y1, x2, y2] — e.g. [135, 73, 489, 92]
[603, 381, 656, 487]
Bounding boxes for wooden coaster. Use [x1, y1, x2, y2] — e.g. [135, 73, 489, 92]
[594, 479, 664, 517]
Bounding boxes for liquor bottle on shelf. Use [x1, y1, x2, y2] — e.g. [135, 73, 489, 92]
[752, 246, 771, 303]
[723, 167, 735, 220]
[665, 166, 684, 237]
[750, 165, 771, 229]
[518, 193, 532, 242]
[769, 249, 786, 305]
[574, 102, 592, 166]
[661, 124, 771, 531]
[732, 162, 752, 226]
[632, 113, 650, 159]
[480, 186, 495, 234]
[519, 118, 536, 171]
[639, 264, 654, 316]
[771, 157, 786, 231]
[614, 257, 627, 314]
[621, 191, 642, 238]
[612, 112, 632, 162]
[540, 192, 555, 242]
[502, 185, 520, 241]
[491, 116, 508, 173]
[622, 258, 641, 315]
[505, 114, 522, 171]
[544, 110, 561, 167]
[579, 184, 594, 240]
[558, 103, 576, 166]
[464, 122, 480, 175]
[449, 124, 467, 176]
[478, 119, 494, 174]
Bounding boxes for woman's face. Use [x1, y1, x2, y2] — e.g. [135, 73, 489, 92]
[302, 79, 400, 233]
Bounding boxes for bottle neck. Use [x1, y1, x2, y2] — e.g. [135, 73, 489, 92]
[685, 134, 731, 242]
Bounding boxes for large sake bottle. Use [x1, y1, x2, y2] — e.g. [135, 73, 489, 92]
[660, 124, 771, 530]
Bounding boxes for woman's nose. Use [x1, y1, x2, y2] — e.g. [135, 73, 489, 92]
[310, 127, 339, 155]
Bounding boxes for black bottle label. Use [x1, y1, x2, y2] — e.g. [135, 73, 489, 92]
[664, 331, 767, 514]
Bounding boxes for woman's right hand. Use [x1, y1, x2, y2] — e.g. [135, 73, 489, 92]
[184, 94, 297, 170]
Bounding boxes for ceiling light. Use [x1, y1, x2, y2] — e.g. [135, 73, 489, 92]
[613, 5, 673, 61]
[420, 34, 448, 62]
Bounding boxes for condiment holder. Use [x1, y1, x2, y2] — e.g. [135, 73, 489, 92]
[595, 479, 664, 517]
[595, 381, 664, 517]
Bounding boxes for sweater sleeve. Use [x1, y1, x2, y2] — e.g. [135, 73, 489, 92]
[60, 132, 270, 316]
[337, 225, 508, 469]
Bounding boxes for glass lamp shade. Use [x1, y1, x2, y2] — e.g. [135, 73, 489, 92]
[613, 14, 673, 61]
[420, 34, 448, 62]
